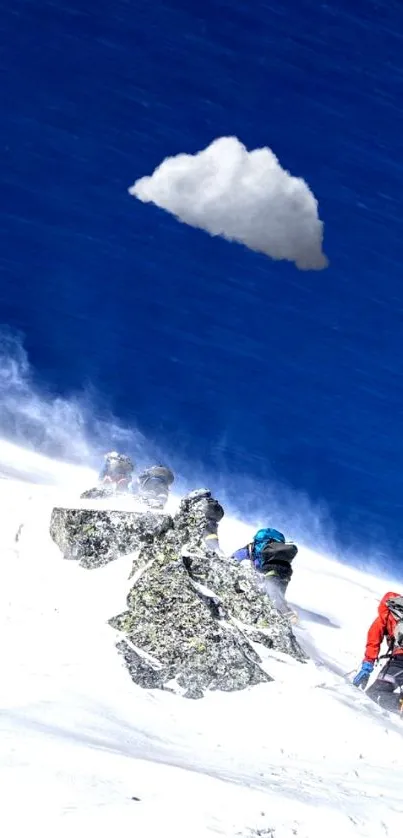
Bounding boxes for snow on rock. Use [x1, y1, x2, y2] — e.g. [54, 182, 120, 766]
[49, 488, 304, 698]
[49, 505, 172, 567]
[110, 488, 306, 697]
[129, 136, 328, 271]
[2, 454, 403, 837]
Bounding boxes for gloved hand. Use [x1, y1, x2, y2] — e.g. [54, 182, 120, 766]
[353, 661, 374, 688]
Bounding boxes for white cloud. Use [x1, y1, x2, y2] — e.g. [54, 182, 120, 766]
[129, 136, 328, 271]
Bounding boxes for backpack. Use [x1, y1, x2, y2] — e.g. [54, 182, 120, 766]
[386, 596, 403, 648]
[252, 527, 286, 570]
[138, 466, 175, 488]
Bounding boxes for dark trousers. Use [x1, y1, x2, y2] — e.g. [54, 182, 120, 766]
[366, 655, 403, 713]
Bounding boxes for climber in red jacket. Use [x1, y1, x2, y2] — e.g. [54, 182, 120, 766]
[353, 591, 403, 714]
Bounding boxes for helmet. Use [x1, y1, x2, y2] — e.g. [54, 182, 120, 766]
[105, 451, 120, 462]
[180, 489, 224, 522]
[104, 451, 134, 475]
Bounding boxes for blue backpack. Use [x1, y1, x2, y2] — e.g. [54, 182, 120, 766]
[252, 527, 285, 570]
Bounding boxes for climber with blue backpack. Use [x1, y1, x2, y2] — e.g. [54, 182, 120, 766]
[231, 527, 298, 615]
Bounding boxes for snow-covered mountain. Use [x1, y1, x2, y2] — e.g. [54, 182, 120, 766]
[1, 442, 402, 838]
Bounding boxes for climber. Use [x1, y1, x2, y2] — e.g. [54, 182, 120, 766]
[179, 488, 225, 552]
[81, 451, 135, 499]
[135, 465, 175, 509]
[199, 491, 224, 553]
[231, 527, 298, 614]
[352, 592, 403, 714]
[98, 451, 134, 492]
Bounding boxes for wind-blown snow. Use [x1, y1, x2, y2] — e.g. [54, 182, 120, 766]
[130, 136, 328, 271]
[0, 328, 149, 467]
[1, 444, 402, 837]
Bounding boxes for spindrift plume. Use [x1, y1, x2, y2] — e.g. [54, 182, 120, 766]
[0, 328, 150, 470]
[129, 136, 328, 271]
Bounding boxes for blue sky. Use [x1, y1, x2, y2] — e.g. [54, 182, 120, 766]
[1, 0, 403, 555]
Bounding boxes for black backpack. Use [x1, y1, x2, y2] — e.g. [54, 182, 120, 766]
[386, 596, 403, 648]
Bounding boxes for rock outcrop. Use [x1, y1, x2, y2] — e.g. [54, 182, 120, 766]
[50, 489, 306, 697]
[110, 489, 306, 697]
[49, 506, 172, 568]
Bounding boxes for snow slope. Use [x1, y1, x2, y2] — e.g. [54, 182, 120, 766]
[1, 445, 402, 838]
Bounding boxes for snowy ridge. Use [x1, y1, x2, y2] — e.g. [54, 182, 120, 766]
[0, 450, 402, 837]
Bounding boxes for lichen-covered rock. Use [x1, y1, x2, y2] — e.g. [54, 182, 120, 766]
[182, 550, 303, 660]
[111, 553, 271, 698]
[110, 488, 306, 697]
[50, 489, 306, 696]
[49, 506, 172, 568]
